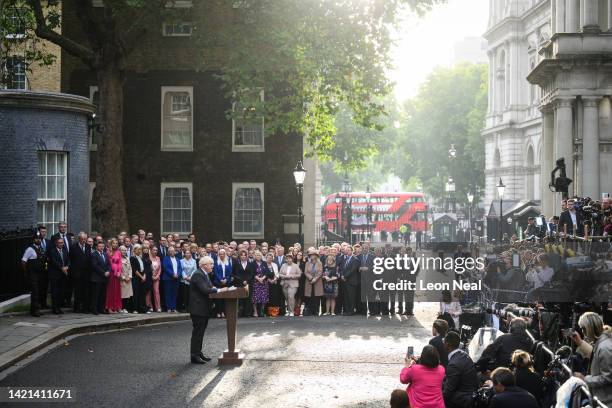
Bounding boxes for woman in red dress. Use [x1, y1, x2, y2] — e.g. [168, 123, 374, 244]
[105, 238, 123, 313]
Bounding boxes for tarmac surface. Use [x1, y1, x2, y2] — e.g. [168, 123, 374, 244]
[0, 304, 438, 408]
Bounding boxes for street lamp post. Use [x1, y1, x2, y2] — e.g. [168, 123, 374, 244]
[445, 177, 456, 213]
[342, 178, 353, 243]
[467, 190, 474, 244]
[334, 193, 341, 234]
[365, 185, 372, 240]
[293, 161, 307, 248]
[496, 178, 506, 245]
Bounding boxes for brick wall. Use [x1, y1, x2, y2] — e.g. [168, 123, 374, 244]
[0, 94, 91, 234]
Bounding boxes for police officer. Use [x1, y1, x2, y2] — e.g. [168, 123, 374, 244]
[21, 232, 46, 317]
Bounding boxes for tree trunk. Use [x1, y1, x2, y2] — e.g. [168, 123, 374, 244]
[91, 60, 129, 236]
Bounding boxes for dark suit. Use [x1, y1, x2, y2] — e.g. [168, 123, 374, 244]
[442, 350, 479, 408]
[358, 252, 374, 314]
[341, 255, 360, 315]
[232, 261, 255, 316]
[429, 335, 449, 368]
[38, 237, 52, 308]
[189, 268, 217, 357]
[70, 242, 92, 312]
[90, 250, 110, 313]
[47, 246, 70, 312]
[558, 210, 584, 236]
[490, 386, 539, 408]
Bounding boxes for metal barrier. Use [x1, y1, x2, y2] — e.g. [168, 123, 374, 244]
[498, 309, 609, 408]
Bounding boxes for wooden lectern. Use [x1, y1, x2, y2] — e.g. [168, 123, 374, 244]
[209, 286, 249, 365]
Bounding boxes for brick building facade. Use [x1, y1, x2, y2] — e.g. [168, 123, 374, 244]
[60, 1, 320, 244]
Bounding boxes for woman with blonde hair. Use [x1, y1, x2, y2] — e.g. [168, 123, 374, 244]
[572, 312, 612, 405]
[148, 246, 162, 312]
[304, 247, 323, 316]
[322, 255, 338, 315]
[119, 245, 133, 313]
[105, 238, 123, 313]
[511, 350, 542, 402]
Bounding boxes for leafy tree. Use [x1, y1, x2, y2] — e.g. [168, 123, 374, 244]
[391, 63, 487, 206]
[1, 0, 441, 235]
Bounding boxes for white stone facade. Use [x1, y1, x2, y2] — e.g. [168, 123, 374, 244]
[484, 0, 612, 219]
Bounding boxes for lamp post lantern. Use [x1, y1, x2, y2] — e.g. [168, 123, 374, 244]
[293, 161, 307, 248]
[342, 178, 353, 243]
[467, 190, 474, 244]
[496, 177, 506, 245]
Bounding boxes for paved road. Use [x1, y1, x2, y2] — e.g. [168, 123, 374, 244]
[0, 304, 438, 408]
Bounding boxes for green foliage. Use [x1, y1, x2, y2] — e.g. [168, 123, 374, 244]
[0, 0, 60, 88]
[205, 0, 443, 159]
[391, 63, 488, 205]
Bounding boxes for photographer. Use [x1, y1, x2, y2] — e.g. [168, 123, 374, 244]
[476, 319, 532, 373]
[525, 254, 553, 290]
[487, 367, 538, 408]
[572, 312, 612, 405]
[510, 350, 542, 403]
[524, 217, 538, 240]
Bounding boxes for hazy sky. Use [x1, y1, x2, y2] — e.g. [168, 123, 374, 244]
[390, 0, 489, 101]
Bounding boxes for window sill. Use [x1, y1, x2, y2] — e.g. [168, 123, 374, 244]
[232, 145, 265, 153]
[161, 146, 194, 152]
[232, 232, 265, 239]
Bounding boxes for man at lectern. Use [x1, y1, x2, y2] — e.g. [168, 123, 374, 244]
[189, 256, 224, 364]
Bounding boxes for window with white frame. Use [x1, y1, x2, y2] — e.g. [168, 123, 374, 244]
[162, 22, 193, 37]
[161, 183, 192, 235]
[232, 89, 264, 152]
[5, 56, 26, 90]
[4, 6, 26, 38]
[37, 152, 67, 233]
[89, 86, 100, 150]
[161, 86, 193, 151]
[232, 183, 264, 238]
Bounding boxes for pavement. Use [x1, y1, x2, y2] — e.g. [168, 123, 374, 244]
[0, 304, 438, 408]
[0, 310, 189, 373]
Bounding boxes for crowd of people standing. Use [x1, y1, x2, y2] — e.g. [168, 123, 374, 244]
[21, 223, 421, 319]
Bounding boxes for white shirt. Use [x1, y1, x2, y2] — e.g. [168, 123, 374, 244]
[569, 211, 577, 227]
[533, 266, 554, 288]
[241, 261, 248, 269]
[22, 246, 38, 262]
[170, 257, 177, 274]
[136, 255, 144, 271]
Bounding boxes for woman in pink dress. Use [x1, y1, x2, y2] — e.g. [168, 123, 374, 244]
[400, 345, 445, 408]
[147, 246, 162, 312]
[105, 238, 123, 313]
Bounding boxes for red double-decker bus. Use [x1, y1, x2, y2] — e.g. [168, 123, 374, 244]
[322, 191, 428, 236]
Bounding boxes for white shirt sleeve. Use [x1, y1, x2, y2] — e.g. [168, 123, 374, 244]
[21, 247, 37, 262]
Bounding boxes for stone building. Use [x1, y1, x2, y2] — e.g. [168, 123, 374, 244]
[60, 1, 321, 245]
[483, 0, 612, 223]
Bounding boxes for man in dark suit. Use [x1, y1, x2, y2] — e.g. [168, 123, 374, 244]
[341, 245, 360, 316]
[70, 232, 92, 313]
[51, 222, 73, 308]
[429, 319, 449, 368]
[358, 243, 373, 315]
[558, 198, 584, 236]
[488, 367, 539, 408]
[189, 256, 219, 364]
[47, 236, 70, 314]
[90, 241, 110, 315]
[442, 331, 479, 408]
[274, 246, 285, 269]
[37, 225, 52, 309]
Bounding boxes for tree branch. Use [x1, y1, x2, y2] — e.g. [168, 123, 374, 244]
[27, 0, 95, 67]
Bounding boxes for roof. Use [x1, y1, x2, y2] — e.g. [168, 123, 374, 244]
[432, 212, 458, 222]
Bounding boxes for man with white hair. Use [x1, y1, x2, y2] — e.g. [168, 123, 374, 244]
[189, 256, 223, 364]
